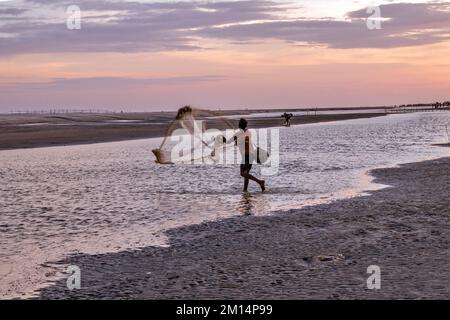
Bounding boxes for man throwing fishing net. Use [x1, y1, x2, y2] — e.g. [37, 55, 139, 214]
[233, 118, 266, 192]
[152, 107, 267, 192]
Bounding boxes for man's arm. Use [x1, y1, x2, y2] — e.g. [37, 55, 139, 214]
[228, 130, 241, 145]
[245, 136, 250, 155]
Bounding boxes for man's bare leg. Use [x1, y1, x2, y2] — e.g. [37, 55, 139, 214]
[243, 177, 249, 192]
[241, 170, 265, 192]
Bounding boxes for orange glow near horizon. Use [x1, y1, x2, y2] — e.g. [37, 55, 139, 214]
[1, 0, 449, 110]
[3, 40, 449, 110]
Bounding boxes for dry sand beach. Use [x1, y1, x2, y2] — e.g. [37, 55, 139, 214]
[0, 111, 386, 150]
[37, 155, 449, 300]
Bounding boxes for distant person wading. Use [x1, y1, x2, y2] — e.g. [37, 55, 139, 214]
[282, 112, 293, 126]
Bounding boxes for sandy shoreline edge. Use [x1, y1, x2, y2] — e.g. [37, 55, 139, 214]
[0, 112, 386, 151]
[35, 156, 449, 300]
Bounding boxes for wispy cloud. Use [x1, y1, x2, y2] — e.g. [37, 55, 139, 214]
[0, 75, 229, 90]
[198, 2, 450, 49]
[0, 1, 449, 56]
[0, 8, 28, 15]
[0, 0, 285, 54]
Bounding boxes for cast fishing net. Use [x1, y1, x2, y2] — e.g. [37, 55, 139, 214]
[152, 106, 270, 165]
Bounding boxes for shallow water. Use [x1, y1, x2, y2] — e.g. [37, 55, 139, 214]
[222, 108, 388, 119]
[1, 112, 449, 298]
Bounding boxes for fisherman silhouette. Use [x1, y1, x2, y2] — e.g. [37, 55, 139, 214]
[282, 112, 293, 126]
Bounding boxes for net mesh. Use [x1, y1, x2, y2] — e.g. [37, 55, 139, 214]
[152, 106, 236, 164]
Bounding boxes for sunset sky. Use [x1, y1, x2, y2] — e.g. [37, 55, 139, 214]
[1, 0, 449, 111]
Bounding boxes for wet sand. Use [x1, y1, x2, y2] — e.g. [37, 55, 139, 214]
[433, 143, 450, 147]
[0, 112, 386, 150]
[37, 156, 450, 299]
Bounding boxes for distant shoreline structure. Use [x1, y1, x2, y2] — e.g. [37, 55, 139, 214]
[2, 101, 450, 115]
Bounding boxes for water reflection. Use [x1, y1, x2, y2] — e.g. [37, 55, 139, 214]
[238, 192, 272, 216]
[239, 192, 254, 215]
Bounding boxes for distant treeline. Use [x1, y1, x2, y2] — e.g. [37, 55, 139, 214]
[395, 101, 450, 108]
[9, 109, 115, 114]
[7, 102, 450, 115]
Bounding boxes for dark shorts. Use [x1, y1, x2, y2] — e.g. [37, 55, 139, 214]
[240, 154, 253, 172]
[240, 163, 253, 172]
